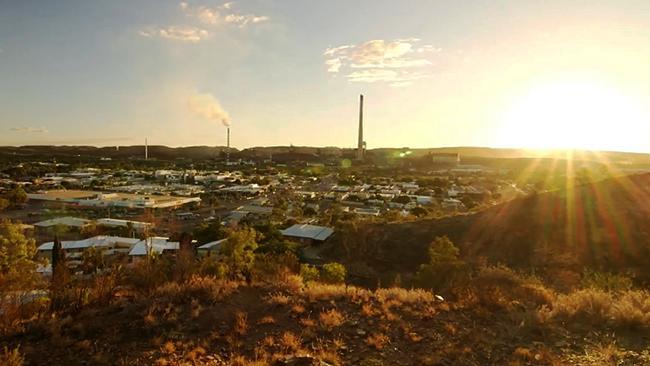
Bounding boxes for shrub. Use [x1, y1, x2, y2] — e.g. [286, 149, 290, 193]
[366, 333, 390, 350]
[542, 288, 614, 326]
[153, 276, 238, 304]
[321, 263, 346, 284]
[198, 257, 229, 279]
[471, 265, 554, 309]
[252, 253, 298, 282]
[0, 346, 24, 366]
[609, 290, 650, 330]
[266, 292, 291, 306]
[581, 269, 633, 292]
[415, 236, 466, 291]
[126, 257, 172, 292]
[318, 309, 345, 330]
[300, 264, 320, 282]
[304, 283, 349, 302]
[375, 287, 434, 306]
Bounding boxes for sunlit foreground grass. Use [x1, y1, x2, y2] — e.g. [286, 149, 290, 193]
[2, 263, 650, 365]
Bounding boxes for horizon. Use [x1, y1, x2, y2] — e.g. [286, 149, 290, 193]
[3, 1, 650, 152]
[4, 143, 650, 158]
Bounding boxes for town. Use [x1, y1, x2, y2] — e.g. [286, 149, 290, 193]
[0, 146, 528, 277]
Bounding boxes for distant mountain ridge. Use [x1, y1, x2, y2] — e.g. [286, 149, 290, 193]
[2, 145, 650, 164]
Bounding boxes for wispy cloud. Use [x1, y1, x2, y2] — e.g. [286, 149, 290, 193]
[140, 2, 269, 43]
[181, 1, 269, 28]
[139, 26, 209, 43]
[10, 127, 48, 133]
[324, 39, 441, 86]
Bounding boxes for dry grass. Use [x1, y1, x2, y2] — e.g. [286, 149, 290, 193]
[375, 287, 435, 306]
[541, 289, 650, 330]
[299, 317, 316, 328]
[233, 311, 248, 336]
[257, 316, 276, 325]
[279, 331, 302, 353]
[0, 346, 24, 366]
[361, 303, 377, 317]
[265, 292, 291, 306]
[304, 283, 349, 302]
[366, 333, 390, 350]
[291, 304, 305, 315]
[153, 276, 239, 304]
[318, 309, 345, 330]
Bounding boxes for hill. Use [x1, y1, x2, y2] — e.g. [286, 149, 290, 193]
[4, 274, 650, 365]
[3, 145, 650, 166]
[328, 173, 650, 285]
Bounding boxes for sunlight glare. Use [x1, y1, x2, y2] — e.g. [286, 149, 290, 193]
[497, 80, 650, 152]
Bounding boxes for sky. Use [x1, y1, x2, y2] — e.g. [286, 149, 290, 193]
[2, 0, 650, 152]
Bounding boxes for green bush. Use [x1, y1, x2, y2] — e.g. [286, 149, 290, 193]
[415, 236, 466, 291]
[321, 263, 346, 284]
[300, 264, 320, 282]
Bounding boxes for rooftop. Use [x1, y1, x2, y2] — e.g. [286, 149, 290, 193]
[281, 224, 334, 242]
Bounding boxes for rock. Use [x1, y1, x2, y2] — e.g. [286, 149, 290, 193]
[356, 329, 367, 336]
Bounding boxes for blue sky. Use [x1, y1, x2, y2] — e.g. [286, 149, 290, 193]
[2, 0, 650, 151]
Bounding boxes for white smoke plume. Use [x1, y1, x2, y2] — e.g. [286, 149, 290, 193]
[187, 92, 231, 126]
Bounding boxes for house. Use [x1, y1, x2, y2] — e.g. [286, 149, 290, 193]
[223, 211, 250, 226]
[197, 239, 227, 257]
[96, 218, 153, 232]
[128, 237, 180, 260]
[33, 217, 91, 229]
[37, 236, 141, 268]
[281, 224, 334, 245]
[354, 207, 381, 216]
[441, 198, 465, 211]
[27, 190, 201, 209]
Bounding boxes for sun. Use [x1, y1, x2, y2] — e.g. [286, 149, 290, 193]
[497, 79, 650, 152]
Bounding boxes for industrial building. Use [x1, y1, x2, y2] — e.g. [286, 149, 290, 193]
[27, 190, 201, 209]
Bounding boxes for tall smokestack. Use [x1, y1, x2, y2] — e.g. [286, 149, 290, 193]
[145, 138, 148, 160]
[226, 127, 230, 162]
[357, 94, 364, 161]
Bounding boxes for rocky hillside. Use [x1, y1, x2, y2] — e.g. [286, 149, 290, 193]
[331, 173, 650, 282]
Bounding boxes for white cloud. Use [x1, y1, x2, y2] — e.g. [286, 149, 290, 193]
[10, 127, 48, 133]
[324, 39, 440, 86]
[140, 2, 268, 43]
[181, 1, 269, 28]
[139, 26, 209, 43]
[325, 58, 342, 73]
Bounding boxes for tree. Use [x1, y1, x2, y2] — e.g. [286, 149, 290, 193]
[416, 236, 466, 291]
[193, 220, 226, 245]
[51, 236, 64, 273]
[321, 262, 346, 284]
[393, 195, 412, 205]
[0, 220, 42, 292]
[0, 198, 9, 212]
[81, 247, 105, 274]
[220, 227, 259, 279]
[5, 187, 28, 208]
[411, 206, 429, 217]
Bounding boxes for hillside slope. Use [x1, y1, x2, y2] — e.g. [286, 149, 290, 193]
[334, 173, 650, 280]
